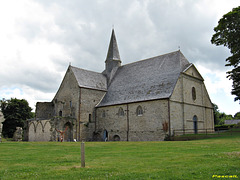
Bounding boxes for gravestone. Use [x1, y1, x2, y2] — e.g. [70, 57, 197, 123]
[13, 127, 23, 141]
[0, 111, 5, 142]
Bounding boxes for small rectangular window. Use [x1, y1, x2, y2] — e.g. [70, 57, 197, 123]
[89, 114, 92, 122]
[70, 101, 72, 108]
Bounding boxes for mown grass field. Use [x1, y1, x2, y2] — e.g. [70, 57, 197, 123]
[0, 132, 239, 180]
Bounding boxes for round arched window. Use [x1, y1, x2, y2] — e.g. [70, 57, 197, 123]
[192, 87, 196, 101]
[118, 107, 124, 116]
[136, 106, 143, 116]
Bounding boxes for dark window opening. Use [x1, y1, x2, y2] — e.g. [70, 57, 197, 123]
[192, 87, 196, 101]
[59, 110, 62, 117]
[89, 114, 92, 122]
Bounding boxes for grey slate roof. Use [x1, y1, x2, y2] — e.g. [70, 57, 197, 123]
[106, 29, 121, 61]
[71, 66, 107, 91]
[97, 51, 191, 107]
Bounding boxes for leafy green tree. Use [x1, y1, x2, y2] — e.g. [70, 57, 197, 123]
[0, 98, 33, 138]
[213, 103, 220, 125]
[211, 6, 240, 102]
[234, 112, 240, 119]
[213, 103, 234, 125]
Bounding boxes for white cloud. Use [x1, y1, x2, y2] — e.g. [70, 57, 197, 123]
[196, 63, 239, 115]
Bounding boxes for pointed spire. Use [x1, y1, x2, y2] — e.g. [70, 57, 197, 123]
[104, 29, 122, 86]
[106, 29, 121, 62]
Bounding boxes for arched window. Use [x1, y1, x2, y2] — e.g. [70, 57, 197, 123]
[136, 106, 143, 116]
[192, 87, 196, 101]
[59, 110, 62, 117]
[118, 107, 124, 116]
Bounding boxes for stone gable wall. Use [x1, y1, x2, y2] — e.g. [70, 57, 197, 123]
[170, 73, 214, 135]
[53, 68, 80, 119]
[52, 67, 80, 140]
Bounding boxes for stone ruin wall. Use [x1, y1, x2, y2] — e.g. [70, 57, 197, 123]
[28, 120, 52, 142]
[36, 102, 54, 119]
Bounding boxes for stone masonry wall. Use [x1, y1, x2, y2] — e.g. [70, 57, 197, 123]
[28, 120, 52, 142]
[170, 68, 214, 136]
[52, 67, 80, 140]
[96, 99, 168, 141]
[79, 88, 106, 141]
[36, 102, 54, 119]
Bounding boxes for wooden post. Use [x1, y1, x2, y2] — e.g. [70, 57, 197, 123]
[81, 141, 85, 168]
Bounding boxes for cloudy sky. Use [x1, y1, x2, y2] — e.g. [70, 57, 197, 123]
[0, 0, 239, 115]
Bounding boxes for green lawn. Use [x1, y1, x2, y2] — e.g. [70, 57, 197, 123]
[0, 133, 239, 180]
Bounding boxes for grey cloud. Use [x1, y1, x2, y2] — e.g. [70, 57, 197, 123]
[0, 63, 62, 93]
[3, 0, 235, 97]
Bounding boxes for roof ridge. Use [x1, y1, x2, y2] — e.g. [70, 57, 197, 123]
[70, 65, 103, 75]
[121, 50, 181, 67]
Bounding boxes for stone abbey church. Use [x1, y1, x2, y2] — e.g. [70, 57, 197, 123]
[27, 30, 214, 142]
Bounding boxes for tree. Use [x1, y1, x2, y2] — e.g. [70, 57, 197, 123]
[234, 112, 240, 119]
[211, 6, 240, 102]
[213, 103, 220, 125]
[0, 98, 33, 138]
[212, 103, 234, 125]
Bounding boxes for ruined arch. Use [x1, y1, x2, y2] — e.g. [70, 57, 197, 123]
[35, 122, 43, 141]
[42, 121, 51, 141]
[28, 122, 36, 141]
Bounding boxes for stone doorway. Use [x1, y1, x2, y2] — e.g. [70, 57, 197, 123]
[103, 129, 108, 141]
[113, 135, 120, 141]
[193, 115, 198, 134]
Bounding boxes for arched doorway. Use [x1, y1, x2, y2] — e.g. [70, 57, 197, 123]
[63, 122, 72, 142]
[113, 135, 120, 141]
[193, 115, 198, 134]
[103, 129, 108, 141]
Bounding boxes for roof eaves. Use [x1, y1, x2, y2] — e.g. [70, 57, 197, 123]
[79, 85, 107, 92]
[97, 97, 170, 108]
